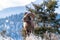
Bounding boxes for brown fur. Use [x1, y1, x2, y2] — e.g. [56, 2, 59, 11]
[23, 12, 35, 35]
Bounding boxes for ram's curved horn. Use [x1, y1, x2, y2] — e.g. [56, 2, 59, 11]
[28, 13, 35, 19]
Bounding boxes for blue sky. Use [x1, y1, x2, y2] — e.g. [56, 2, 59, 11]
[0, 0, 60, 18]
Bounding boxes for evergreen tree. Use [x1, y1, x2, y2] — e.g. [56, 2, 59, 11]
[25, 0, 60, 40]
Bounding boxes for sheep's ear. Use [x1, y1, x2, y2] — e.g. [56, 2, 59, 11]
[24, 12, 27, 15]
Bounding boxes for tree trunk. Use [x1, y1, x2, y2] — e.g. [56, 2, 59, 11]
[49, 32, 51, 40]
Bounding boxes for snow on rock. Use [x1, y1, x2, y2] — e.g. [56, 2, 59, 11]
[0, 33, 14, 40]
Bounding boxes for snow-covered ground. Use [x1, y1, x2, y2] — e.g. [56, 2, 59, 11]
[0, 33, 14, 40]
[25, 33, 60, 40]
